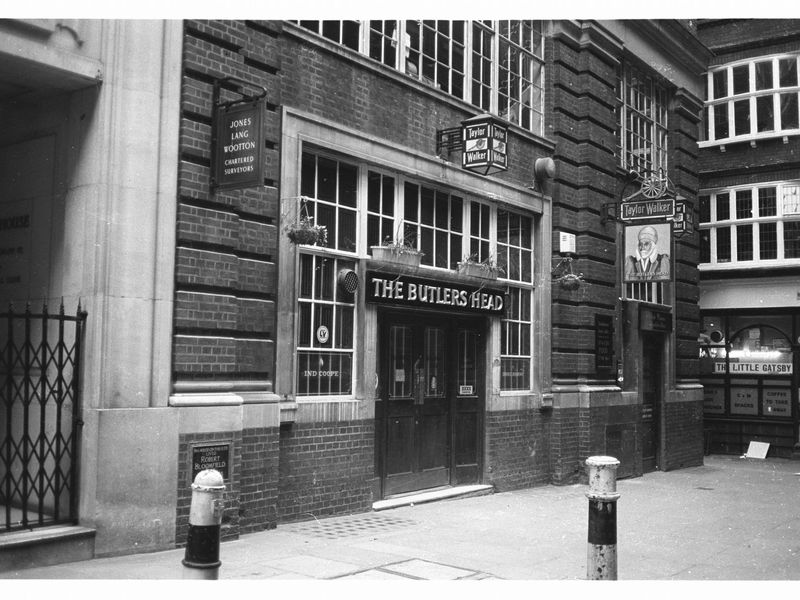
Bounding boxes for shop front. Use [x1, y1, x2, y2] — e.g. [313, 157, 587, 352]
[700, 309, 799, 457]
[275, 107, 550, 508]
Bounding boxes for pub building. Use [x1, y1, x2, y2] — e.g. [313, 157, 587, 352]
[1, 19, 712, 566]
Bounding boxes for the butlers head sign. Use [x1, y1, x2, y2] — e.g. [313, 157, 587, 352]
[366, 272, 505, 316]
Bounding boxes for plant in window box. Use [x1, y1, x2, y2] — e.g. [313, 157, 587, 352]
[370, 235, 423, 267]
[285, 213, 327, 246]
[457, 254, 505, 279]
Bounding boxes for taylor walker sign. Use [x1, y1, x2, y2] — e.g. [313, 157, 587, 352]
[366, 272, 505, 315]
[620, 198, 675, 221]
[212, 100, 264, 190]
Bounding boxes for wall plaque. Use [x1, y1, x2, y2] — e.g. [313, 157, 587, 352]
[595, 314, 614, 374]
[191, 443, 230, 482]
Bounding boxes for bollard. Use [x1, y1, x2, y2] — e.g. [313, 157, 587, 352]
[183, 469, 225, 579]
[585, 456, 620, 580]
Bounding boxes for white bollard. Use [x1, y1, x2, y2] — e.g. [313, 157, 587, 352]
[182, 469, 225, 579]
[585, 456, 620, 580]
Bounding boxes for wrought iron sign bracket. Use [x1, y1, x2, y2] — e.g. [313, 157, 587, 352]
[212, 76, 268, 110]
[436, 126, 463, 159]
[602, 170, 641, 224]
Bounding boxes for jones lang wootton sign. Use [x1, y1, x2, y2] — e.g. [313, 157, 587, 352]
[366, 272, 505, 315]
[212, 101, 264, 190]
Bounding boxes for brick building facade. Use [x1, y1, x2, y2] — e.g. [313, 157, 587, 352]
[0, 18, 712, 566]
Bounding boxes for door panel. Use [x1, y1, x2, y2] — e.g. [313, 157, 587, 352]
[641, 334, 660, 472]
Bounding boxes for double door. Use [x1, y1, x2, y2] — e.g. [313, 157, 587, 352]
[378, 313, 484, 497]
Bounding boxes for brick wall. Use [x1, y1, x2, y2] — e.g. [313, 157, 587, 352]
[175, 20, 280, 387]
[548, 27, 620, 383]
[663, 400, 704, 470]
[485, 409, 551, 490]
[277, 421, 375, 522]
[239, 427, 280, 533]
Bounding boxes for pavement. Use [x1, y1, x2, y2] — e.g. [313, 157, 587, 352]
[4, 455, 800, 583]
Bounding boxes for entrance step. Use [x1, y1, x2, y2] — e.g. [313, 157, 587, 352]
[372, 484, 494, 511]
[0, 525, 96, 572]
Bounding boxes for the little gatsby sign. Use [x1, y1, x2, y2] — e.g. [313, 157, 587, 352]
[366, 272, 505, 315]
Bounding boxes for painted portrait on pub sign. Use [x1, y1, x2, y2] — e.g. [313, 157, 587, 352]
[623, 222, 671, 282]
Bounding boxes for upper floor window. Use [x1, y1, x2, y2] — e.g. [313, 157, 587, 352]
[702, 53, 800, 145]
[292, 20, 545, 136]
[699, 181, 800, 267]
[616, 62, 669, 175]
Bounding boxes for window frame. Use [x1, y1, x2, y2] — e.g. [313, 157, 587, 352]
[616, 60, 670, 175]
[292, 19, 545, 136]
[699, 180, 800, 268]
[702, 52, 800, 147]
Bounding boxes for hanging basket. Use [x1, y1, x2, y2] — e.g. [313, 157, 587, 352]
[559, 273, 583, 291]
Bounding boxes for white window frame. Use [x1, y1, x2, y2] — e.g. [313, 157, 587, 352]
[617, 61, 670, 175]
[701, 52, 800, 147]
[699, 180, 800, 269]
[292, 20, 545, 136]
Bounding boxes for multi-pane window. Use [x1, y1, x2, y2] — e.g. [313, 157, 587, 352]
[468, 202, 490, 262]
[699, 182, 800, 266]
[704, 53, 800, 144]
[405, 20, 466, 97]
[616, 62, 669, 175]
[497, 20, 544, 133]
[294, 146, 537, 396]
[292, 20, 544, 136]
[403, 182, 463, 269]
[366, 170, 396, 251]
[297, 20, 359, 50]
[497, 209, 534, 391]
[300, 152, 358, 252]
[297, 254, 356, 396]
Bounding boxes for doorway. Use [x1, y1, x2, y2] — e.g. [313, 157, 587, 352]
[377, 311, 484, 497]
[641, 333, 662, 472]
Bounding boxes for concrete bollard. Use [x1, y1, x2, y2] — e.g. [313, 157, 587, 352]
[183, 469, 225, 579]
[585, 456, 620, 580]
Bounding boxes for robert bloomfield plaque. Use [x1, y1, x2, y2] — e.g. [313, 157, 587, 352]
[191, 443, 230, 482]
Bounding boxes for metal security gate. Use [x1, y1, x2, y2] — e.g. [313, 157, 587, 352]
[1, 302, 87, 532]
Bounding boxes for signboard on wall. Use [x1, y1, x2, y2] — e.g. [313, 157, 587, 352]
[365, 272, 505, 316]
[461, 115, 508, 175]
[212, 101, 264, 190]
[703, 387, 725, 414]
[595, 314, 614, 374]
[191, 443, 230, 482]
[0, 198, 31, 289]
[624, 222, 672, 283]
[763, 388, 791, 417]
[640, 306, 672, 332]
[730, 387, 759, 415]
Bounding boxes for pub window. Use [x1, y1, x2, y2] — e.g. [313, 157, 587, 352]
[497, 209, 534, 391]
[300, 151, 358, 253]
[297, 253, 356, 396]
[366, 170, 396, 252]
[468, 201, 491, 262]
[402, 182, 463, 269]
[293, 20, 545, 136]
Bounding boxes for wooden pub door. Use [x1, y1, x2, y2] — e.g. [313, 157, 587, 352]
[641, 333, 662, 472]
[378, 312, 484, 497]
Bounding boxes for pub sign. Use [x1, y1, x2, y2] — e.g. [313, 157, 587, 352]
[212, 100, 264, 191]
[462, 114, 508, 176]
[366, 272, 505, 316]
